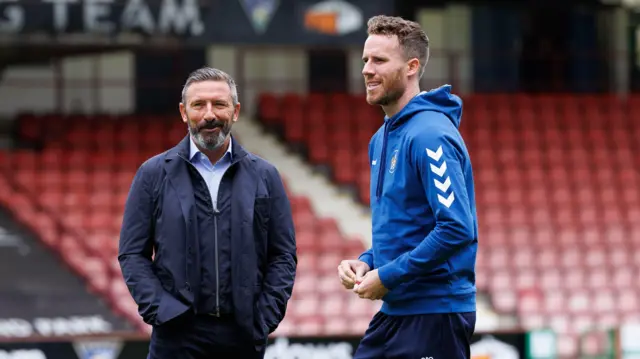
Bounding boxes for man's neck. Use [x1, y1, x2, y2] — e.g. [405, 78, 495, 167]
[382, 84, 421, 119]
[197, 137, 230, 164]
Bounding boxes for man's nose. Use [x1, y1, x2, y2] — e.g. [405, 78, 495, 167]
[362, 63, 374, 76]
[204, 103, 215, 120]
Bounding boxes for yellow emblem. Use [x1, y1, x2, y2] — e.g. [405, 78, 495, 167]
[389, 150, 399, 173]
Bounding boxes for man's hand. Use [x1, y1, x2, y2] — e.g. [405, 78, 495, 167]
[353, 269, 388, 300]
[338, 260, 370, 289]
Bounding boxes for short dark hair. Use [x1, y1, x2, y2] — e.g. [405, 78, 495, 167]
[366, 15, 430, 78]
[181, 67, 238, 105]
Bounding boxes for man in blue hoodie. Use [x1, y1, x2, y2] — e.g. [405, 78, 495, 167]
[337, 15, 478, 359]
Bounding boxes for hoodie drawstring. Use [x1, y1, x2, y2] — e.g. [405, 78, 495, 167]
[376, 122, 390, 199]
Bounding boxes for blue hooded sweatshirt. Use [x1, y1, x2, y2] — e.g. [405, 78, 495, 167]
[358, 85, 478, 315]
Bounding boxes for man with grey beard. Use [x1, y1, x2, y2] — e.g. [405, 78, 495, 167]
[119, 67, 297, 359]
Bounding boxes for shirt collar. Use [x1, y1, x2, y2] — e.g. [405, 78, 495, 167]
[189, 136, 233, 162]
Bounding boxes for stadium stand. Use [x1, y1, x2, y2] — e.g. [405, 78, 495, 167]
[2, 1, 638, 358]
[0, 205, 129, 332]
[255, 92, 640, 357]
[0, 115, 380, 337]
[0, 93, 637, 357]
[257, 92, 384, 205]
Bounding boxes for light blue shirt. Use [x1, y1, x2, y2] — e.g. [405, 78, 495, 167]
[189, 136, 233, 210]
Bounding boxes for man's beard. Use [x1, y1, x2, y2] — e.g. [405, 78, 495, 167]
[370, 72, 405, 107]
[188, 116, 233, 151]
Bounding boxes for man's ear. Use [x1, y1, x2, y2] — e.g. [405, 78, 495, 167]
[179, 102, 188, 123]
[407, 58, 421, 77]
[233, 102, 241, 122]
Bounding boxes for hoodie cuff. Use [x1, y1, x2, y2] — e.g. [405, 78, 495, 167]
[377, 262, 404, 290]
[358, 252, 374, 270]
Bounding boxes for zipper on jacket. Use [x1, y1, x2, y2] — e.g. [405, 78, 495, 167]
[213, 204, 220, 317]
[211, 165, 234, 319]
[178, 154, 221, 316]
[179, 151, 238, 318]
[375, 122, 390, 199]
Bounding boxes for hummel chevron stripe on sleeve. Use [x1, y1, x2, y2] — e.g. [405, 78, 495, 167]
[376, 124, 475, 289]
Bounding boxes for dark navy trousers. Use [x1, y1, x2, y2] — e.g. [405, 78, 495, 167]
[147, 312, 264, 359]
[354, 311, 476, 359]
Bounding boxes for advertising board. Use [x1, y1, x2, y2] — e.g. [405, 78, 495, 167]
[0, 0, 393, 46]
[0, 331, 529, 359]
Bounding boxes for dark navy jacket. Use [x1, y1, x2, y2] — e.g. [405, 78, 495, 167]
[118, 135, 297, 349]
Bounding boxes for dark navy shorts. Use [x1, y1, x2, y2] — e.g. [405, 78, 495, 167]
[353, 311, 476, 359]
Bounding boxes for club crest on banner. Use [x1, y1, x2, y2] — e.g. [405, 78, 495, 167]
[303, 0, 363, 35]
[239, 0, 279, 34]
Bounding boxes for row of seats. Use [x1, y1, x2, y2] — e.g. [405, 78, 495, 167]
[478, 226, 640, 249]
[258, 92, 640, 128]
[15, 114, 187, 149]
[13, 160, 640, 199]
[256, 92, 640, 358]
[485, 269, 640, 292]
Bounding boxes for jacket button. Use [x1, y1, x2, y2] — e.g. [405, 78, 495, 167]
[187, 246, 192, 254]
[185, 282, 191, 291]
